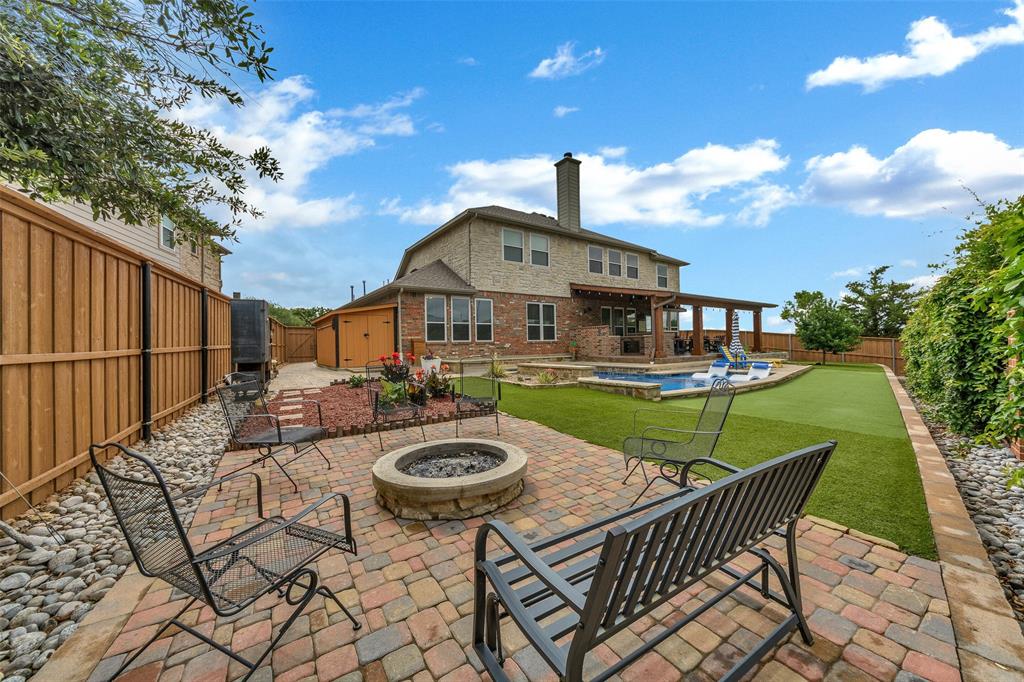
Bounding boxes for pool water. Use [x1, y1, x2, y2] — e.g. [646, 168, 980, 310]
[595, 371, 710, 391]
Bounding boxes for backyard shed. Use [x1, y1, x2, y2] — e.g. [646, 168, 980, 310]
[313, 304, 397, 369]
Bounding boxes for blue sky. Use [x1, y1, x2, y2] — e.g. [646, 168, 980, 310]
[195, 1, 1024, 331]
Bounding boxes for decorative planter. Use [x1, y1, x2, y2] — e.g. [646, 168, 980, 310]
[421, 358, 441, 373]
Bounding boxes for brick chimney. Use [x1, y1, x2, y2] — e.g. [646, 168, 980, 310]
[554, 152, 581, 231]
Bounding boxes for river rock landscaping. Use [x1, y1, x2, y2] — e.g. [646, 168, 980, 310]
[0, 404, 228, 682]
[911, 393, 1024, 630]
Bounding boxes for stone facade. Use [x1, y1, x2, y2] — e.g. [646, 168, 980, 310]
[401, 216, 680, 298]
[178, 245, 224, 290]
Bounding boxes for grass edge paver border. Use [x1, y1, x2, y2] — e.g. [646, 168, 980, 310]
[883, 365, 1024, 680]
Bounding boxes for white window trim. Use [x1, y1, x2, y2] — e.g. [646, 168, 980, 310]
[625, 252, 640, 279]
[159, 217, 176, 252]
[424, 294, 447, 342]
[529, 233, 550, 267]
[450, 296, 472, 343]
[475, 298, 494, 342]
[502, 228, 525, 263]
[656, 263, 669, 288]
[608, 249, 622, 277]
[526, 302, 557, 342]
[587, 245, 604, 275]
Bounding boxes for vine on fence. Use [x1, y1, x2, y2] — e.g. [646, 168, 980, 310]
[902, 195, 1023, 444]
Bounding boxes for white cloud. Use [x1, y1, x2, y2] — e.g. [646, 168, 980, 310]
[767, 315, 794, 333]
[176, 76, 425, 230]
[906, 274, 941, 290]
[457, 57, 478, 66]
[553, 105, 579, 118]
[599, 146, 628, 159]
[831, 267, 865, 278]
[899, 258, 918, 268]
[381, 141, 790, 227]
[807, 1, 1024, 91]
[529, 42, 606, 79]
[734, 183, 795, 226]
[802, 129, 1024, 218]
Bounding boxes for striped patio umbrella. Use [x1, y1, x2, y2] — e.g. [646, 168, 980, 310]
[729, 309, 744, 357]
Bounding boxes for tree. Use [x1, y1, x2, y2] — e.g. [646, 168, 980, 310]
[266, 303, 329, 326]
[289, 306, 330, 326]
[786, 294, 862, 365]
[780, 290, 827, 327]
[842, 266, 920, 337]
[0, 0, 282, 245]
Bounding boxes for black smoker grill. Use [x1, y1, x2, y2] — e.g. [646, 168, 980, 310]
[231, 297, 272, 383]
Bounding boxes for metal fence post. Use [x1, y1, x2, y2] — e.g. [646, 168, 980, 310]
[141, 262, 153, 440]
[200, 288, 209, 403]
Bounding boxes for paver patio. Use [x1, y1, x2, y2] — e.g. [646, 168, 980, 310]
[87, 416, 958, 682]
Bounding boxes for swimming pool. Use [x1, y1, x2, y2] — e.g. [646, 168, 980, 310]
[594, 371, 711, 391]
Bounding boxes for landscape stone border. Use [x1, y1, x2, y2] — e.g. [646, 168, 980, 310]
[884, 366, 1024, 680]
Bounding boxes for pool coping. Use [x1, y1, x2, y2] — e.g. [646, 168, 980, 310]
[578, 363, 811, 400]
[883, 365, 1024, 680]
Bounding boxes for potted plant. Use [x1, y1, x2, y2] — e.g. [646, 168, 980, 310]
[421, 349, 441, 373]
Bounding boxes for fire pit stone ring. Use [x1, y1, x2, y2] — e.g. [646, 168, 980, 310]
[372, 438, 527, 520]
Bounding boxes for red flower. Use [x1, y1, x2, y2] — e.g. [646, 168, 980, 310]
[391, 351, 400, 359]
[407, 353, 416, 361]
[378, 355, 386, 362]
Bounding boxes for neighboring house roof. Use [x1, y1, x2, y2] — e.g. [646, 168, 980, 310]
[314, 260, 476, 322]
[395, 205, 688, 278]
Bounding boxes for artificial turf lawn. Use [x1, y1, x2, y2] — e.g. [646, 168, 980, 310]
[466, 364, 935, 558]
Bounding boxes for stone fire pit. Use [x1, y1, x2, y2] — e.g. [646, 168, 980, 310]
[372, 438, 527, 520]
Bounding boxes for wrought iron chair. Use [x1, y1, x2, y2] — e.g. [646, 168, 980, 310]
[89, 442, 360, 682]
[473, 442, 836, 682]
[215, 380, 330, 491]
[368, 386, 426, 450]
[450, 359, 500, 437]
[622, 378, 735, 505]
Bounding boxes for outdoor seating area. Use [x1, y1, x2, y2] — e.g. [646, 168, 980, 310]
[67, 416, 965, 682]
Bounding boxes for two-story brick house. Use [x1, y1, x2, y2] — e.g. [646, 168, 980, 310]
[314, 153, 774, 368]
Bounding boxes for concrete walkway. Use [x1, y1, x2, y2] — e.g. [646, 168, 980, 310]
[269, 361, 349, 392]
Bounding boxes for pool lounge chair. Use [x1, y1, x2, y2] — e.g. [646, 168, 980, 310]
[692, 360, 730, 380]
[728, 361, 773, 383]
[720, 345, 750, 369]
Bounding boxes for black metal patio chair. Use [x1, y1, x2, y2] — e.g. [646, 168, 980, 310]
[89, 442, 360, 682]
[215, 380, 330, 491]
[450, 359, 500, 437]
[368, 385, 426, 450]
[622, 377, 735, 504]
[473, 441, 836, 682]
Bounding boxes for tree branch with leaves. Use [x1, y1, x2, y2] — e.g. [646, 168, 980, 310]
[0, 0, 282, 245]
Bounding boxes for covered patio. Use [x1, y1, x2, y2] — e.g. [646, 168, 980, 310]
[569, 284, 778, 361]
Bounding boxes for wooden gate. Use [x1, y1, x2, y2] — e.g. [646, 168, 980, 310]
[315, 305, 396, 369]
[284, 327, 315, 362]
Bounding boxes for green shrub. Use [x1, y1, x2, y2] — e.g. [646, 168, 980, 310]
[902, 195, 1021, 440]
[534, 370, 556, 384]
[347, 374, 366, 388]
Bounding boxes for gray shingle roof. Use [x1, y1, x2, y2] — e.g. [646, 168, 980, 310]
[330, 260, 475, 314]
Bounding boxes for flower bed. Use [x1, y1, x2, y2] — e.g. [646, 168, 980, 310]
[267, 382, 457, 434]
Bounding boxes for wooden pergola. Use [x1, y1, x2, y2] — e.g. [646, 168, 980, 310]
[570, 284, 777, 358]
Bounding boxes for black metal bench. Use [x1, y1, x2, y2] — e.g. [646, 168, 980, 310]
[473, 441, 836, 682]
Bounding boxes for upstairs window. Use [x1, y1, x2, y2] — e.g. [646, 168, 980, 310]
[527, 302, 556, 341]
[608, 250, 622, 276]
[160, 217, 175, 250]
[425, 295, 446, 342]
[530, 233, 549, 267]
[502, 228, 524, 263]
[588, 245, 603, 274]
[657, 263, 669, 288]
[626, 253, 639, 279]
[451, 297, 471, 342]
[475, 299, 493, 342]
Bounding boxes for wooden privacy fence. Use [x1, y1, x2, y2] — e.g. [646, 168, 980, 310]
[0, 188, 231, 520]
[702, 328, 905, 373]
[269, 318, 315, 365]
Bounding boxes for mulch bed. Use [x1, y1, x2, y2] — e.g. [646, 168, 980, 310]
[267, 382, 458, 436]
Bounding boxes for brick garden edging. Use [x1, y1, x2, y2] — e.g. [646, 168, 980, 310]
[884, 366, 1024, 680]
